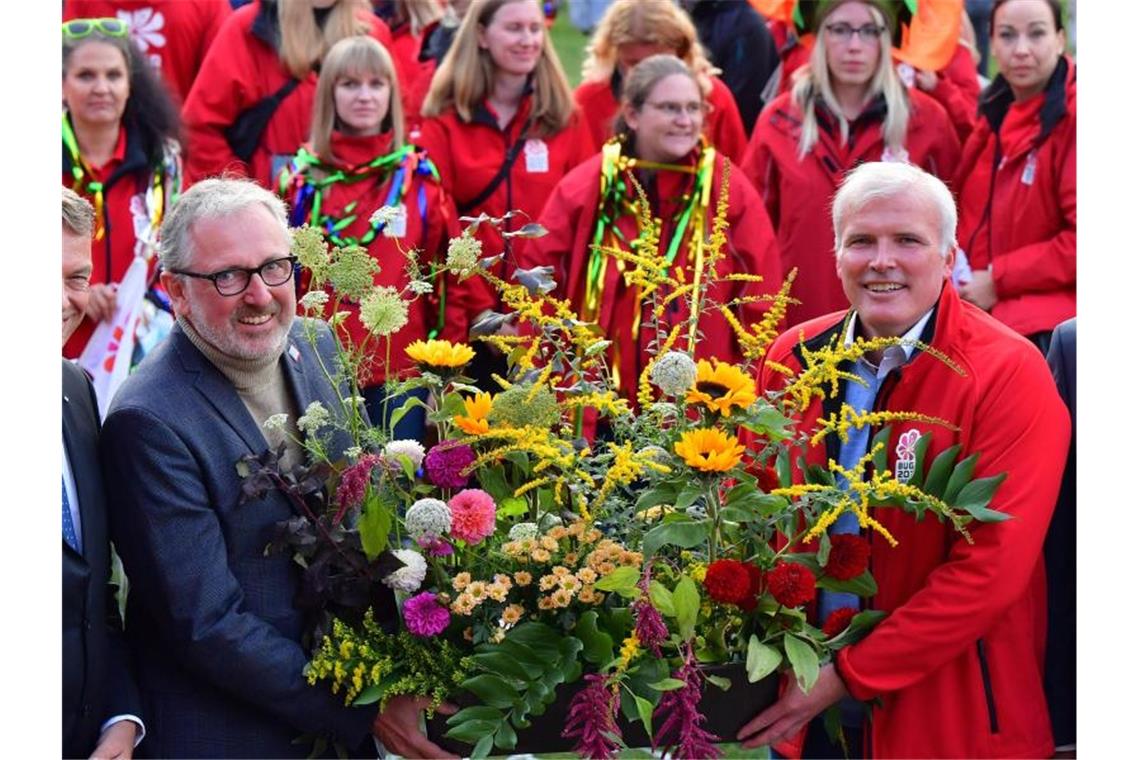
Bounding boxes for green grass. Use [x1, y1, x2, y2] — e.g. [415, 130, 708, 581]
[549, 7, 591, 88]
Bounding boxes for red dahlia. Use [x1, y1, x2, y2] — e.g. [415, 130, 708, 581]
[824, 534, 871, 581]
[765, 561, 816, 608]
[704, 559, 755, 607]
[822, 607, 859, 638]
[752, 463, 781, 493]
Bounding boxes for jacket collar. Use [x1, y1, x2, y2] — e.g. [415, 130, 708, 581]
[979, 55, 1071, 145]
[250, 0, 280, 49]
[471, 76, 536, 131]
[62, 115, 152, 192]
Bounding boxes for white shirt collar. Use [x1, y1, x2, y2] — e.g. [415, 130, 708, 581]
[843, 307, 936, 377]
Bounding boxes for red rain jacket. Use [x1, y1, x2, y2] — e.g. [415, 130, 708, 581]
[180, 0, 391, 187]
[956, 57, 1076, 339]
[518, 145, 782, 401]
[919, 42, 983, 143]
[760, 283, 1068, 758]
[277, 131, 470, 385]
[740, 88, 960, 326]
[573, 73, 749, 166]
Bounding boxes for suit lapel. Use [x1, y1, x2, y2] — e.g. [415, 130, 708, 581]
[281, 322, 355, 456]
[61, 363, 97, 558]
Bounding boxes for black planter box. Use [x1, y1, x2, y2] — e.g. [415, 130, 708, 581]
[427, 663, 779, 756]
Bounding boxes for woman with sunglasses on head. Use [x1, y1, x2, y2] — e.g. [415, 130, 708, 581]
[955, 0, 1074, 355]
[277, 35, 470, 440]
[575, 0, 748, 165]
[519, 54, 782, 410]
[62, 17, 182, 361]
[740, 0, 960, 328]
[181, 0, 394, 188]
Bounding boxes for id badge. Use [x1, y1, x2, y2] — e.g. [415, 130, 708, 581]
[524, 139, 549, 173]
[383, 203, 408, 238]
[1021, 150, 1037, 186]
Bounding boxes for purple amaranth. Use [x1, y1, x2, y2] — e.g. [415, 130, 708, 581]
[561, 673, 622, 759]
[632, 569, 669, 656]
[334, 454, 383, 523]
[652, 644, 721, 760]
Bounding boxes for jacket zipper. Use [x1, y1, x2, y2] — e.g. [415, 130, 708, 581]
[976, 639, 1000, 733]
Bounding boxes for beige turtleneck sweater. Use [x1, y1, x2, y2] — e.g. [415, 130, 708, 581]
[180, 317, 305, 471]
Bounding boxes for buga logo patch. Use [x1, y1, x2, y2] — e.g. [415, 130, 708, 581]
[894, 428, 921, 483]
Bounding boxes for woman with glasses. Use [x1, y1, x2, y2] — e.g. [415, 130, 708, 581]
[277, 35, 470, 438]
[575, 0, 748, 164]
[740, 0, 960, 327]
[518, 54, 781, 410]
[62, 17, 182, 361]
[955, 0, 1074, 355]
[181, 0, 393, 188]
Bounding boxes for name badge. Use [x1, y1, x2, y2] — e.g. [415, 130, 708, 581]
[1021, 150, 1037, 186]
[524, 139, 549, 173]
[383, 203, 408, 238]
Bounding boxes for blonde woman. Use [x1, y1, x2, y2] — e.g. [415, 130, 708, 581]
[182, 0, 393, 186]
[575, 0, 748, 164]
[740, 0, 960, 327]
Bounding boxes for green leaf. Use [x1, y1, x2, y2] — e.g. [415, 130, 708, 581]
[386, 394, 428, 435]
[706, 673, 732, 691]
[649, 678, 687, 691]
[824, 610, 887, 648]
[909, 432, 933, 487]
[783, 633, 820, 693]
[594, 565, 641, 597]
[942, 452, 980, 505]
[921, 444, 962, 498]
[649, 580, 677, 616]
[642, 519, 709, 557]
[804, 464, 835, 487]
[776, 446, 792, 488]
[446, 706, 504, 725]
[953, 474, 1010, 521]
[675, 482, 704, 509]
[470, 652, 534, 682]
[635, 483, 679, 512]
[816, 570, 877, 596]
[472, 733, 495, 759]
[870, 426, 893, 473]
[574, 611, 615, 665]
[461, 674, 519, 709]
[358, 491, 391, 560]
[351, 684, 382, 705]
[673, 575, 700, 639]
[477, 465, 512, 502]
[634, 694, 655, 737]
[437, 392, 467, 420]
[494, 640, 547, 677]
[746, 635, 783, 683]
[498, 496, 528, 518]
[493, 719, 518, 750]
[739, 402, 795, 440]
[444, 718, 501, 743]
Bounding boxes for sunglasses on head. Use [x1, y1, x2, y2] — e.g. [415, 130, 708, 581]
[62, 18, 129, 40]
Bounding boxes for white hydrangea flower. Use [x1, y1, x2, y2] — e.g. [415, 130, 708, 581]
[405, 498, 452, 539]
[370, 205, 402, 227]
[299, 290, 329, 313]
[384, 439, 426, 471]
[508, 522, 539, 541]
[296, 402, 331, 435]
[650, 351, 698, 396]
[262, 413, 289, 431]
[381, 548, 428, 593]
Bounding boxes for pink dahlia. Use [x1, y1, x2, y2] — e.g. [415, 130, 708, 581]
[402, 592, 450, 637]
[448, 489, 497, 544]
[424, 440, 475, 489]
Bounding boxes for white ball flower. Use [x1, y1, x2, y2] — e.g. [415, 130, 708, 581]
[385, 439, 426, 471]
[405, 498, 452, 540]
[508, 522, 539, 541]
[382, 549, 428, 593]
[650, 351, 698, 397]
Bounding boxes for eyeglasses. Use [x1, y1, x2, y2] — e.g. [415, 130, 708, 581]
[172, 256, 297, 296]
[824, 22, 885, 43]
[644, 100, 707, 119]
[63, 17, 130, 39]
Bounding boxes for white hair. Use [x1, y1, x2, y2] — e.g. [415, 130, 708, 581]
[832, 161, 957, 258]
[159, 178, 290, 271]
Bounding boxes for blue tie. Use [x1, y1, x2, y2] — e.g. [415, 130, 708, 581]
[62, 477, 80, 553]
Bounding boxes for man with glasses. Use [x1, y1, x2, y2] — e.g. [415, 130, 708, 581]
[99, 178, 449, 758]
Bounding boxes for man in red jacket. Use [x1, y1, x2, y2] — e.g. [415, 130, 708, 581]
[741, 161, 1069, 758]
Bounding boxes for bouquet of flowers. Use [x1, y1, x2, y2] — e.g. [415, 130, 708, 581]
[239, 166, 1009, 759]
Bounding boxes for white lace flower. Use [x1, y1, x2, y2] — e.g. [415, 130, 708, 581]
[409, 279, 434, 294]
[262, 413, 289, 431]
[385, 439, 426, 470]
[445, 233, 482, 275]
[650, 351, 698, 396]
[297, 401, 331, 435]
[508, 522, 539, 541]
[381, 549, 428, 593]
[406, 498, 452, 540]
[299, 290, 329, 313]
[345, 446, 363, 460]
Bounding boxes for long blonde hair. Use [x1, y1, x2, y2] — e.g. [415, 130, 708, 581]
[790, 1, 909, 159]
[310, 36, 405, 163]
[420, 0, 576, 136]
[580, 0, 717, 97]
[277, 0, 371, 79]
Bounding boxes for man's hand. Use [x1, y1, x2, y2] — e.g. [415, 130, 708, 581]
[86, 283, 118, 323]
[960, 269, 998, 311]
[737, 663, 849, 749]
[89, 720, 137, 760]
[372, 695, 458, 759]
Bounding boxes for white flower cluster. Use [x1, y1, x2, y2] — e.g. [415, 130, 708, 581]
[296, 402, 331, 435]
[405, 498, 451, 540]
[385, 439, 426, 471]
[650, 351, 698, 396]
[445, 233, 482, 275]
[299, 290, 329, 313]
[262, 413, 289, 431]
[381, 548, 428, 593]
[508, 522, 539, 541]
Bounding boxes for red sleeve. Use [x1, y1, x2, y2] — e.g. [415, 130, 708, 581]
[563, 108, 598, 173]
[572, 81, 612, 155]
[927, 74, 979, 144]
[200, 0, 233, 56]
[913, 94, 962, 191]
[416, 117, 455, 196]
[726, 166, 784, 333]
[837, 349, 1070, 700]
[740, 121, 783, 235]
[707, 78, 749, 165]
[992, 122, 1076, 298]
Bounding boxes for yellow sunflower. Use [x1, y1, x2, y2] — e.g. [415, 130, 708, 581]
[455, 392, 492, 435]
[405, 339, 476, 368]
[673, 428, 745, 473]
[684, 359, 757, 416]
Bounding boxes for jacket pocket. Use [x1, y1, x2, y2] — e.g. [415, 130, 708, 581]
[976, 639, 1000, 734]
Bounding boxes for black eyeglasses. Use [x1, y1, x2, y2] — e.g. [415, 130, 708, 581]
[172, 256, 297, 296]
[63, 18, 130, 39]
[824, 22, 886, 43]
